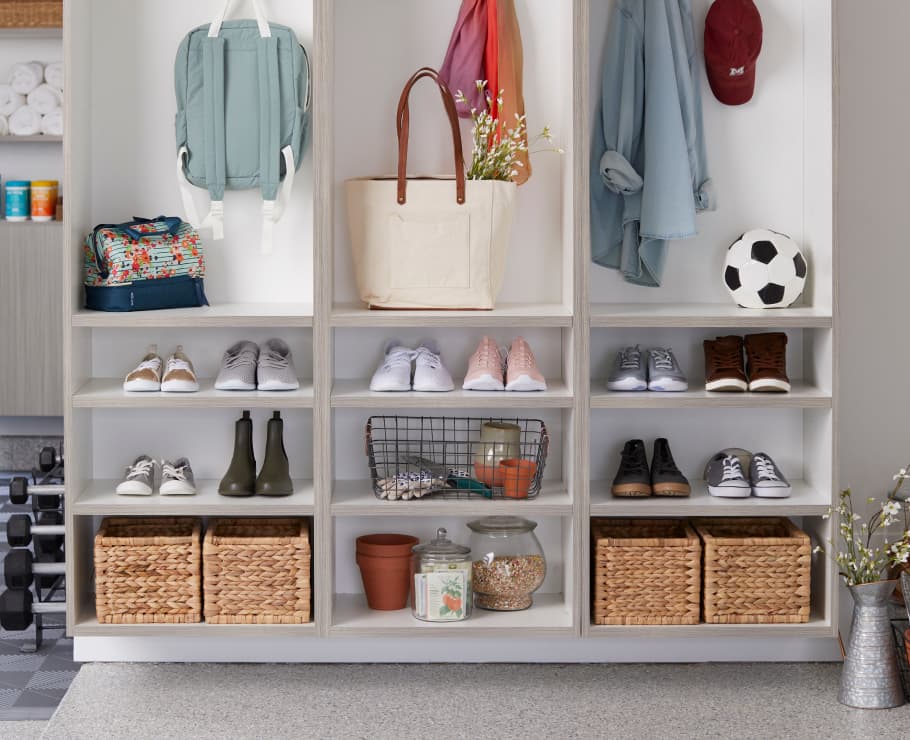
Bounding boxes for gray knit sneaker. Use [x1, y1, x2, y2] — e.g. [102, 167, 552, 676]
[647, 348, 688, 392]
[607, 346, 647, 391]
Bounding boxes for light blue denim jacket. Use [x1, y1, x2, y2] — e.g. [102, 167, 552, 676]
[591, 0, 715, 287]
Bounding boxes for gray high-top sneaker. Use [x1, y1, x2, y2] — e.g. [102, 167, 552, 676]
[749, 452, 791, 498]
[647, 348, 688, 392]
[607, 346, 647, 392]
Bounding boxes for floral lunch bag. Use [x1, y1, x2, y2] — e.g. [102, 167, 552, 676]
[83, 216, 209, 311]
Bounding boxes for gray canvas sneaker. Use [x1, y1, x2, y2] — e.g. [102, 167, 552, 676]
[749, 452, 791, 498]
[606, 346, 647, 391]
[705, 451, 751, 498]
[647, 348, 688, 392]
[115, 455, 157, 496]
[160, 457, 197, 496]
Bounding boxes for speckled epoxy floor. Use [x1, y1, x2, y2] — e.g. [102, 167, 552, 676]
[37, 662, 910, 739]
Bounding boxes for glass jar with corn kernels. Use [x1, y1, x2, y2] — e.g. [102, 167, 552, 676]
[466, 516, 546, 611]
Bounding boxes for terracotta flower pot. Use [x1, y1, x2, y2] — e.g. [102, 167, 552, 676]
[356, 534, 418, 610]
[500, 459, 537, 499]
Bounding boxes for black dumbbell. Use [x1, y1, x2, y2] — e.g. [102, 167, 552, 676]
[4, 550, 65, 590]
[6, 514, 65, 548]
[35, 511, 65, 551]
[0, 589, 65, 631]
[38, 446, 62, 473]
[9, 477, 64, 505]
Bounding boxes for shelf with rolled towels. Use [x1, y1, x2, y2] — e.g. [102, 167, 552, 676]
[0, 61, 64, 137]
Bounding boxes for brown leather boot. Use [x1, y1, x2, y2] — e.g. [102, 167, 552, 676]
[745, 333, 790, 392]
[704, 336, 747, 392]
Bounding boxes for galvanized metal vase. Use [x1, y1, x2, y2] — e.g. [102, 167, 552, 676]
[838, 580, 905, 709]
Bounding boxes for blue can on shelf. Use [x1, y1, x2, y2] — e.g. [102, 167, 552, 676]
[5, 181, 30, 221]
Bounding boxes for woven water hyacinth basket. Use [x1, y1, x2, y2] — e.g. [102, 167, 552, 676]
[592, 518, 701, 625]
[203, 518, 311, 624]
[94, 517, 202, 624]
[694, 517, 811, 624]
[0, 1, 62, 28]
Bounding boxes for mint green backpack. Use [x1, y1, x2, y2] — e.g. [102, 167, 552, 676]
[175, 0, 310, 252]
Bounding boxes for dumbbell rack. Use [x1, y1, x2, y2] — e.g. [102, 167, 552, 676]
[2, 448, 66, 652]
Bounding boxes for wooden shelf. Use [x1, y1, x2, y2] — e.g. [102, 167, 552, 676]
[331, 379, 573, 409]
[72, 618, 316, 637]
[589, 480, 830, 517]
[332, 480, 573, 516]
[0, 27, 62, 39]
[590, 303, 833, 329]
[73, 479, 315, 516]
[587, 614, 834, 638]
[72, 302, 314, 328]
[590, 382, 832, 409]
[331, 303, 573, 328]
[0, 135, 62, 142]
[331, 593, 573, 636]
[74, 378, 314, 409]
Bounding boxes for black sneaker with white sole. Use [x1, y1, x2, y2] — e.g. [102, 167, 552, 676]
[749, 452, 791, 498]
[611, 439, 652, 497]
[705, 451, 751, 498]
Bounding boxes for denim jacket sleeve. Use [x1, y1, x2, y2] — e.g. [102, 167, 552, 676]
[590, 2, 644, 269]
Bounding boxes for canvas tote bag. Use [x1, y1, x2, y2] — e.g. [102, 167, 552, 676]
[346, 67, 516, 309]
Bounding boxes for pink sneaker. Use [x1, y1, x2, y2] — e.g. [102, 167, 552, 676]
[462, 336, 505, 391]
[506, 337, 547, 392]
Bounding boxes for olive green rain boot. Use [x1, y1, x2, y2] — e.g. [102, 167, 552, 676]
[219, 410, 256, 497]
[255, 411, 294, 497]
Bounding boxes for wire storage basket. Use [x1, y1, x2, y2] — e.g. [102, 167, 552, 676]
[365, 416, 549, 501]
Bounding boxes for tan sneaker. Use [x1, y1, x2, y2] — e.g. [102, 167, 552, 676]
[123, 345, 162, 392]
[506, 337, 547, 392]
[161, 345, 199, 393]
[745, 332, 790, 392]
[462, 336, 504, 391]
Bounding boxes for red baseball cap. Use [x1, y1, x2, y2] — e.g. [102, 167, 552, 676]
[704, 0, 763, 106]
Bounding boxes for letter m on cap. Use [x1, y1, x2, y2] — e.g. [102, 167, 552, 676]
[729, 66, 746, 76]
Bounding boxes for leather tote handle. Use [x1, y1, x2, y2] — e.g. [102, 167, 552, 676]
[396, 67, 466, 205]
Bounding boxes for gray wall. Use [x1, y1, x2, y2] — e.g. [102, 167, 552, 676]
[836, 0, 910, 628]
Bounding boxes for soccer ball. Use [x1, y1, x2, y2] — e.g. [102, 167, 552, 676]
[723, 229, 807, 309]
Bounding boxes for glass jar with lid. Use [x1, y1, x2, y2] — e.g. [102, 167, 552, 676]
[466, 516, 546, 611]
[410, 528, 473, 622]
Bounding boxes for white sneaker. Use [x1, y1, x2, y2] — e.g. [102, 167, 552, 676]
[412, 339, 454, 392]
[160, 457, 197, 496]
[123, 345, 162, 392]
[160, 346, 200, 393]
[116, 455, 157, 496]
[214, 341, 259, 391]
[369, 340, 414, 392]
[257, 338, 300, 391]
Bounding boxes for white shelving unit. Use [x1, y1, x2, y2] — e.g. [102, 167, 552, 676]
[62, 0, 837, 661]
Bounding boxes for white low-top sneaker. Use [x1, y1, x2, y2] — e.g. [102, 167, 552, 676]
[116, 455, 157, 496]
[369, 340, 414, 392]
[215, 341, 259, 391]
[412, 339, 454, 392]
[123, 345, 162, 392]
[257, 338, 300, 391]
[160, 346, 200, 393]
[160, 457, 197, 496]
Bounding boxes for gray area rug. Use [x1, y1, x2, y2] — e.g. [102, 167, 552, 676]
[43, 663, 909, 739]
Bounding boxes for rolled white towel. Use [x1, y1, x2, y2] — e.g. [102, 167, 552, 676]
[40, 108, 62, 136]
[0, 84, 25, 117]
[27, 84, 62, 115]
[44, 62, 64, 92]
[9, 62, 44, 95]
[8, 105, 41, 136]
[0, 115, 8, 136]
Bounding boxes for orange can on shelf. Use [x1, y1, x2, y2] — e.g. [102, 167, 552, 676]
[30, 180, 58, 221]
